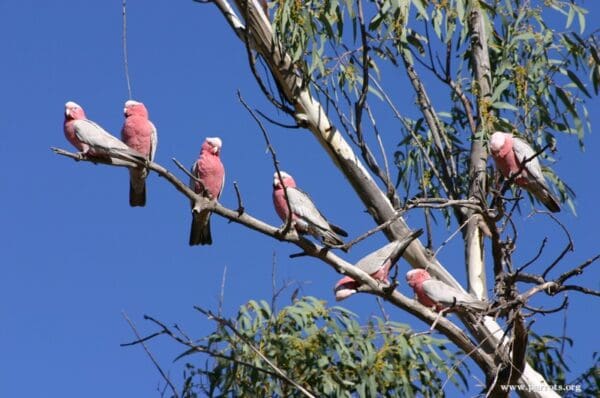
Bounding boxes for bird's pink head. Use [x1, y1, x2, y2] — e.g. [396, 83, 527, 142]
[64, 101, 86, 121]
[333, 276, 358, 301]
[123, 100, 149, 118]
[273, 171, 296, 189]
[406, 268, 431, 288]
[201, 137, 223, 155]
[490, 132, 512, 156]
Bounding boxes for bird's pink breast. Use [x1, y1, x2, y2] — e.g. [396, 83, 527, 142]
[415, 283, 439, 309]
[273, 188, 291, 222]
[195, 152, 224, 198]
[63, 120, 84, 151]
[494, 146, 530, 187]
[122, 116, 153, 157]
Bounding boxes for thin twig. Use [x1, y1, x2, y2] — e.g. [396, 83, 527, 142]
[338, 210, 406, 251]
[271, 251, 277, 312]
[256, 109, 300, 129]
[122, 0, 133, 99]
[138, 315, 293, 382]
[523, 297, 568, 315]
[516, 237, 548, 274]
[233, 181, 245, 215]
[366, 104, 397, 206]
[122, 312, 179, 398]
[172, 158, 202, 184]
[555, 254, 600, 285]
[218, 266, 227, 316]
[237, 91, 293, 233]
[434, 214, 478, 258]
[537, 211, 574, 279]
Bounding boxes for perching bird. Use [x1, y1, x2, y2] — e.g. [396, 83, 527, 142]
[189, 137, 225, 246]
[406, 269, 488, 312]
[490, 131, 560, 213]
[272, 171, 347, 247]
[121, 100, 158, 207]
[63, 101, 141, 165]
[334, 230, 423, 301]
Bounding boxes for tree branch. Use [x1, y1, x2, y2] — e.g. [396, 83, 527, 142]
[122, 312, 179, 398]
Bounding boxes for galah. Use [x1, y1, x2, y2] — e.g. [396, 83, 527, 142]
[334, 230, 423, 301]
[405, 269, 487, 312]
[63, 101, 142, 165]
[189, 137, 225, 246]
[489, 131, 560, 213]
[272, 171, 347, 247]
[121, 100, 158, 207]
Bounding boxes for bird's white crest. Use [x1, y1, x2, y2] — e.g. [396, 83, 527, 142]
[273, 171, 292, 185]
[125, 100, 142, 108]
[490, 132, 507, 152]
[65, 101, 81, 109]
[206, 137, 223, 149]
[273, 171, 291, 179]
[65, 101, 81, 117]
[406, 268, 429, 280]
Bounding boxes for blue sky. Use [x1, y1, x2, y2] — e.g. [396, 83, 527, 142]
[1, 1, 598, 396]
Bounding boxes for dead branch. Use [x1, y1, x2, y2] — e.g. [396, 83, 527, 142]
[517, 237, 548, 274]
[237, 91, 293, 234]
[53, 145, 495, 375]
[126, 315, 293, 386]
[233, 181, 245, 215]
[122, 312, 179, 398]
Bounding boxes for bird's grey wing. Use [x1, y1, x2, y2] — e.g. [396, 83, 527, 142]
[422, 280, 466, 306]
[422, 280, 486, 309]
[149, 121, 158, 162]
[286, 187, 332, 231]
[355, 241, 399, 274]
[74, 119, 130, 151]
[189, 161, 200, 193]
[512, 137, 548, 188]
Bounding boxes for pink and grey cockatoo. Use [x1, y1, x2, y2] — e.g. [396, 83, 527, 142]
[121, 100, 158, 207]
[489, 131, 560, 213]
[406, 269, 487, 312]
[272, 171, 348, 247]
[189, 137, 225, 246]
[334, 229, 423, 301]
[63, 101, 142, 165]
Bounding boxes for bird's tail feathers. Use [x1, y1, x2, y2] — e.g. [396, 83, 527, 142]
[189, 211, 212, 246]
[328, 222, 348, 237]
[129, 169, 147, 207]
[458, 298, 488, 311]
[526, 183, 561, 213]
[129, 181, 146, 207]
[320, 229, 345, 248]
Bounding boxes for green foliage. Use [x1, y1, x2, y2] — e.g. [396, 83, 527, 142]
[180, 296, 468, 397]
[565, 352, 600, 398]
[526, 331, 572, 386]
[271, 0, 598, 214]
[527, 332, 600, 397]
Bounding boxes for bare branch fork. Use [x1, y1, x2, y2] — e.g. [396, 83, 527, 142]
[122, 311, 179, 397]
[52, 145, 498, 373]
